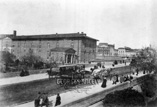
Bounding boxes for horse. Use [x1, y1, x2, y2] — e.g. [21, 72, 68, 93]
[47, 70, 59, 79]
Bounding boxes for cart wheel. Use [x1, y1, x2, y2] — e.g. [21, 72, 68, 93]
[64, 82, 68, 89]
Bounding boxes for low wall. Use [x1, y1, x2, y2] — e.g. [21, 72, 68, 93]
[62, 74, 149, 107]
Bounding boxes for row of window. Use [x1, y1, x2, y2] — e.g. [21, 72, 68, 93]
[14, 41, 75, 49]
[118, 51, 125, 54]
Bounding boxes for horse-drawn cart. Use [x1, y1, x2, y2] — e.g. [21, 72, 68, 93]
[47, 64, 86, 89]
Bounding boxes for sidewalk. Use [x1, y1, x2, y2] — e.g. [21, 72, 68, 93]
[0, 63, 129, 86]
[15, 69, 144, 107]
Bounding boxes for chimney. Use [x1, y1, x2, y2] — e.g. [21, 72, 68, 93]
[13, 30, 16, 36]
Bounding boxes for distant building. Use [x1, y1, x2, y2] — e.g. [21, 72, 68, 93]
[118, 47, 126, 57]
[0, 33, 14, 53]
[114, 49, 118, 56]
[97, 43, 115, 58]
[118, 47, 137, 58]
[1, 31, 98, 64]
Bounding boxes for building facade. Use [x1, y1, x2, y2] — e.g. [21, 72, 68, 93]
[118, 47, 137, 58]
[8, 31, 98, 64]
[118, 48, 126, 57]
[0, 35, 13, 53]
[97, 43, 115, 57]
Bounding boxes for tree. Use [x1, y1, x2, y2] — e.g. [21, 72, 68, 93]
[0, 51, 16, 70]
[20, 48, 43, 68]
[130, 47, 157, 74]
[130, 47, 157, 106]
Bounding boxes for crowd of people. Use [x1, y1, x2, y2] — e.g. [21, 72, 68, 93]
[34, 92, 61, 107]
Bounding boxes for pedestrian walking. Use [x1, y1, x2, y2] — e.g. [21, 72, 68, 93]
[34, 92, 42, 107]
[112, 64, 115, 67]
[101, 76, 107, 88]
[136, 68, 139, 76]
[55, 93, 61, 106]
[41, 93, 49, 107]
[120, 75, 124, 83]
[115, 74, 119, 82]
[112, 75, 117, 84]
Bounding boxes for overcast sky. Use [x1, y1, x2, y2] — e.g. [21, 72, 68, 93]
[0, 0, 156, 49]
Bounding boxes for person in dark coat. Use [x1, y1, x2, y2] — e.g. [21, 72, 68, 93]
[115, 74, 119, 82]
[20, 69, 25, 76]
[136, 68, 139, 76]
[55, 93, 61, 106]
[34, 92, 42, 107]
[101, 76, 107, 88]
[41, 93, 49, 107]
[120, 75, 124, 83]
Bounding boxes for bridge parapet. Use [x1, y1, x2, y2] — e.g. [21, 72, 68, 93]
[62, 74, 150, 107]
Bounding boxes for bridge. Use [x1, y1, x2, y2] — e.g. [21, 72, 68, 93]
[62, 74, 150, 107]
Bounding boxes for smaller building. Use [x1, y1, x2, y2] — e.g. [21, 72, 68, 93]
[97, 43, 115, 57]
[114, 49, 118, 56]
[118, 47, 126, 57]
[118, 47, 137, 58]
[50, 47, 78, 64]
[0, 34, 14, 53]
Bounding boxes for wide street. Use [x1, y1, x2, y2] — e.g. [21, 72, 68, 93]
[0, 63, 129, 86]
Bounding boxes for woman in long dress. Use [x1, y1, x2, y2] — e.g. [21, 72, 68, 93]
[55, 93, 61, 106]
[101, 76, 107, 88]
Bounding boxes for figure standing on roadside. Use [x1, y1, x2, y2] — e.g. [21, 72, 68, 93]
[34, 92, 42, 107]
[101, 76, 107, 88]
[55, 93, 61, 106]
[136, 68, 139, 76]
[120, 75, 124, 83]
[112, 64, 115, 67]
[112, 75, 117, 84]
[41, 93, 49, 107]
[115, 74, 119, 82]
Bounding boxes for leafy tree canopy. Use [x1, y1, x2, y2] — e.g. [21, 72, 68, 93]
[20, 48, 43, 67]
[0, 51, 16, 65]
[130, 47, 157, 73]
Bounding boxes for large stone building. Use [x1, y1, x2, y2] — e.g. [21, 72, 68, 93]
[3, 31, 98, 64]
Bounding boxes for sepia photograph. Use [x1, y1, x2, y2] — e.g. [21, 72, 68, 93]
[0, 0, 157, 107]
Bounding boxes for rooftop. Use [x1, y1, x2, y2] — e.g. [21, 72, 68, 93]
[0, 34, 13, 40]
[98, 43, 114, 47]
[10, 32, 98, 41]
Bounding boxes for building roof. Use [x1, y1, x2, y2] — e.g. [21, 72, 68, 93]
[10, 32, 98, 41]
[118, 47, 125, 49]
[92, 56, 123, 61]
[51, 47, 76, 53]
[0, 34, 13, 40]
[98, 43, 114, 48]
[99, 43, 108, 46]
